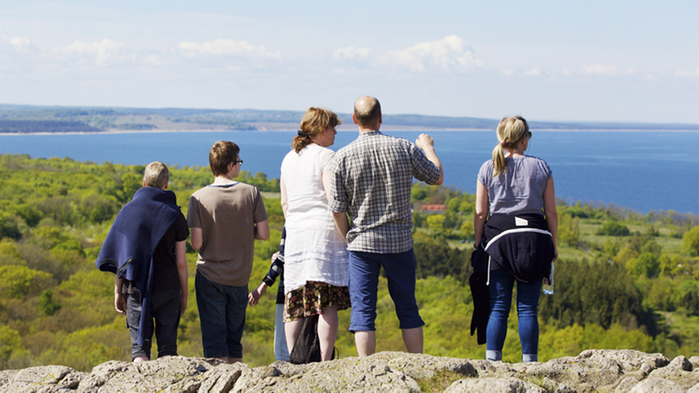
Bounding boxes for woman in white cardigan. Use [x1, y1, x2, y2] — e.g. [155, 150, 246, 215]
[280, 107, 350, 361]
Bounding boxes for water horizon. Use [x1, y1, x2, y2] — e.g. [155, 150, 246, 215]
[1, 130, 697, 215]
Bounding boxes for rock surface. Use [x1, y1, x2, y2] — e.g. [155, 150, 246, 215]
[0, 350, 697, 392]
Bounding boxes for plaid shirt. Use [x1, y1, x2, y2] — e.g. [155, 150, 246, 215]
[330, 130, 441, 253]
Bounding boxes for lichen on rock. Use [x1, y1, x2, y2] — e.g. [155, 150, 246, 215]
[0, 349, 695, 393]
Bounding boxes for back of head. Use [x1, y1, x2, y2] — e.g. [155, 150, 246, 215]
[143, 161, 169, 189]
[491, 116, 531, 177]
[209, 141, 240, 177]
[292, 107, 341, 153]
[353, 96, 381, 129]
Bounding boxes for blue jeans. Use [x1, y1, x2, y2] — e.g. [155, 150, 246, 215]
[486, 268, 542, 362]
[274, 304, 289, 361]
[348, 249, 424, 332]
[195, 271, 248, 359]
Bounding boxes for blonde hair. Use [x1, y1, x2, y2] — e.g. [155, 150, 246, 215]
[292, 107, 341, 153]
[143, 161, 169, 189]
[492, 116, 532, 177]
[209, 141, 240, 176]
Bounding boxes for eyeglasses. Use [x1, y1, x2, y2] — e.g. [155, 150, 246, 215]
[236, 160, 244, 165]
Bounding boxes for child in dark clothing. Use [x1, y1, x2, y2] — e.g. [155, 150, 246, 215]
[97, 161, 189, 362]
[248, 228, 288, 361]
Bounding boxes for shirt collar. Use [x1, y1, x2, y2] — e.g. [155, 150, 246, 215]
[360, 130, 382, 137]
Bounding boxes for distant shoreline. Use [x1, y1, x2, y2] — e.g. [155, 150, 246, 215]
[3, 104, 697, 135]
[2, 126, 699, 136]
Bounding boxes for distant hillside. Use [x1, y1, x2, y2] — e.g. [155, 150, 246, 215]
[0, 120, 103, 133]
[0, 104, 697, 133]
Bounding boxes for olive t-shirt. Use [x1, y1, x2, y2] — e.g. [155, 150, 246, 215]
[187, 182, 268, 287]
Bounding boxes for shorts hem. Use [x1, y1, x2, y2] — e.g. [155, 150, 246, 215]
[349, 326, 376, 333]
[398, 320, 425, 330]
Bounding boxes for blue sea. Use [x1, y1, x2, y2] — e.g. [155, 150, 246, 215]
[1, 130, 697, 215]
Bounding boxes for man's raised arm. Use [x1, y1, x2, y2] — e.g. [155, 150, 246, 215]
[416, 133, 444, 185]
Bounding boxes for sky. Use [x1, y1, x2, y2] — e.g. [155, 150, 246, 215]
[1, 0, 698, 124]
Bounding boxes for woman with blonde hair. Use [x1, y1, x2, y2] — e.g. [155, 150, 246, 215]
[280, 107, 350, 361]
[473, 116, 557, 362]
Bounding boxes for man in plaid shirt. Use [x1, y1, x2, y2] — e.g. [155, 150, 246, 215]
[330, 96, 443, 356]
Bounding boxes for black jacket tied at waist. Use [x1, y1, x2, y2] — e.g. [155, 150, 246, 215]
[482, 213, 554, 283]
[469, 213, 554, 344]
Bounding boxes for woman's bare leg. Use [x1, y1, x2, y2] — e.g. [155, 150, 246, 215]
[318, 305, 339, 361]
[285, 318, 304, 356]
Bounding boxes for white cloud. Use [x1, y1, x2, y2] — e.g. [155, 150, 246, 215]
[54, 39, 126, 66]
[0, 35, 36, 55]
[522, 67, 543, 76]
[334, 46, 372, 61]
[379, 35, 483, 73]
[178, 39, 280, 60]
[674, 69, 699, 77]
[561, 68, 573, 76]
[583, 64, 618, 76]
[333, 47, 373, 71]
[7, 36, 30, 46]
[333, 35, 484, 74]
[583, 65, 640, 77]
[144, 55, 162, 66]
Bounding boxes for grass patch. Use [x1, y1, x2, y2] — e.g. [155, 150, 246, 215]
[653, 235, 683, 255]
[417, 369, 469, 393]
[520, 375, 557, 392]
[557, 243, 594, 261]
[658, 311, 699, 357]
[445, 239, 471, 250]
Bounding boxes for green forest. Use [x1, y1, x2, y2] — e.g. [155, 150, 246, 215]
[0, 153, 698, 371]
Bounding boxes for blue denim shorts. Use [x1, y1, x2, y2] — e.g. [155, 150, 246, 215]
[348, 249, 424, 332]
[195, 271, 248, 358]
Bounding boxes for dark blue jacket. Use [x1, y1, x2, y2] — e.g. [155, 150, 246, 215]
[95, 187, 182, 346]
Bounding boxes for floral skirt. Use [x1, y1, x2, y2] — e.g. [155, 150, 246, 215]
[283, 281, 351, 322]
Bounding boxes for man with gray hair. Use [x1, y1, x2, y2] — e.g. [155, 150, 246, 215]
[330, 96, 443, 356]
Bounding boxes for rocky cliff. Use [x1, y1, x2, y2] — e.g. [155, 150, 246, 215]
[1, 350, 697, 392]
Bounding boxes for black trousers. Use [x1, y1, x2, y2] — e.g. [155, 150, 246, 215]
[126, 289, 181, 360]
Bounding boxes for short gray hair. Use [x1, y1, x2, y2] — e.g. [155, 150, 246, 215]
[143, 161, 169, 189]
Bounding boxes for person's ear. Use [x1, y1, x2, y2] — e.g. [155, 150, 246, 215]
[352, 113, 358, 125]
[142, 180, 146, 187]
[379, 113, 382, 124]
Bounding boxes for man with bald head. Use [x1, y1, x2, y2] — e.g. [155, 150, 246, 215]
[330, 96, 443, 356]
